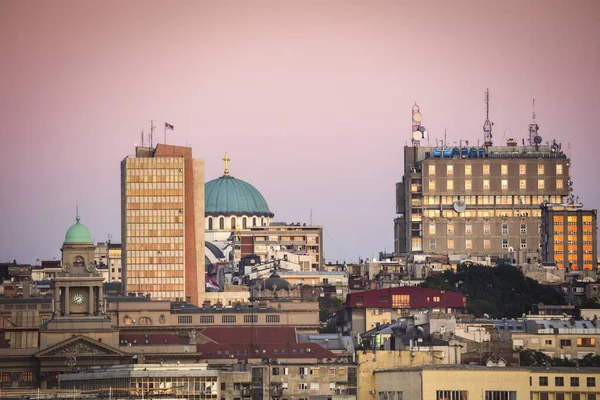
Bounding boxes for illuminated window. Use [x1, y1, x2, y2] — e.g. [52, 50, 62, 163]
[392, 294, 410, 308]
[447, 223, 454, 234]
[501, 164, 508, 175]
[447, 165, 454, 175]
[465, 179, 472, 190]
[447, 180, 454, 191]
[556, 179, 563, 189]
[465, 224, 472, 235]
[501, 179, 508, 190]
[466, 239, 472, 250]
[465, 164, 472, 175]
[484, 223, 490, 235]
[429, 165, 436, 175]
[447, 238, 454, 249]
[483, 180, 490, 190]
[483, 164, 490, 175]
[429, 223, 436, 235]
[484, 240, 491, 250]
[556, 164, 563, 175]
[538, 164, 544, 175]
[429, 179, 436, 190]
[520, 180, 526, 190]
[538, 179, 545, 190]
[520, 164, 526, 175]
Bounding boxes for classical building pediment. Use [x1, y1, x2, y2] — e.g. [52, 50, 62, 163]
[36, 335, 126, 358]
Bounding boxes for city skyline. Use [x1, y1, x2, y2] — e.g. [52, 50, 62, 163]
[1, 0, 599, 263]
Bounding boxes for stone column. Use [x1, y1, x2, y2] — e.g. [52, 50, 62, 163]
[64, 286, 70, 316]
[54, 287, 60, 315]
[88, 286, 94, 315]
[98, 285, 104, 314]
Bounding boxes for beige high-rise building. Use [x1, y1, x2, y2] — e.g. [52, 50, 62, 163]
[121, 144, 205, 304]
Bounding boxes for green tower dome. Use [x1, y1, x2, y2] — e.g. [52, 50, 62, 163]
[205, 153, 274, 217]
[64, 216, 93, 244]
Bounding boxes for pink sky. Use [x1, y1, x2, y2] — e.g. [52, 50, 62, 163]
[1, 0, 599, 263]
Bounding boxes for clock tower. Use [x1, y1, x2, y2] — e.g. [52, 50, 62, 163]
[42, 215, 117, 348]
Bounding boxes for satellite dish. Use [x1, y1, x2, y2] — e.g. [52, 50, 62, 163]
[534, 135, 542, 144]
[419, 126, 429, 138]
[453, 200, 466, 213]
[483, 313, 490, 319]
[413, 112, 422, 122]
[412, 131, 422, 141]
[508, 246, 515, 253]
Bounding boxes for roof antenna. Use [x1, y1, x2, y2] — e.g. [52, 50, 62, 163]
[483, 89, 493, 147]
[529, 98, 541, 147]
[141, 127, 145, 148]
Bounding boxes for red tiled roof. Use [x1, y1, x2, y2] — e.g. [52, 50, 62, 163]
[119, 333, 186, 346]
[200, 326, 295, 344]
[196, 326, 338, 360]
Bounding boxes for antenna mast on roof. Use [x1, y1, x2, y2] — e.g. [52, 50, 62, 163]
[483, 89, 493, 147]
[141, 128, 144, 148]
[149, 120, 156, 148]
[528, 98, 540, 146]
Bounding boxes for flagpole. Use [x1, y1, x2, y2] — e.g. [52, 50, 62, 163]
[164, 123, 167, 145]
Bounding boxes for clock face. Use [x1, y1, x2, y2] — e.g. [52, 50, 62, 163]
[73, 294, 84, 305]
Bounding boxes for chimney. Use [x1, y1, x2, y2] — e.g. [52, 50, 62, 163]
[23, 281, 31, 299]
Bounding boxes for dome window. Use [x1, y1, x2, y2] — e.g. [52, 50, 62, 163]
[242, 217, 247, 229]
[231, 217, 236, 229]
[219, 217, 224, 230]
[208, 217, 213, 230]
[252, 217, 257, 227]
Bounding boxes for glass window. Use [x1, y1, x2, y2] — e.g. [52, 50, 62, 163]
[465, 179, 472, 190]
[483, 180, 490, 190]
[465, 164, 472, 175]
[466, 239, 472, 250]
[447, 165, 454, 175]
[556, 179, 563, 189]
[538, 179, 545, 190]
[520, 164, 526, 175]
[502, 239, 509, 249]
[484, 239, 491, 250]
[538, 164, 544, 175]
[483, 164, 490, 175]
[539, 377, 548, 386]
[447, 180, 454, 190]
[429, 223, 436, 235]
[556, 164, 563, 175]
[465, 224, 472, 235]
[555, 377, 564, 386]
[520, 180, 526, 190]
[571, 377, 580, 387]
[501, 179, 508, 190]
[587, 377, 596, 387]
[447, 223, 454, 234]
[429, 179, 436, 190]
[447, 239, 454, 249]
[430, 238, 436, 250]
[484, 223, 490, 235]
[501, 164, 508, 175]
[520, 238, 527, 249]
[429, 165, 436, 175]
[436, 391, 468, 400]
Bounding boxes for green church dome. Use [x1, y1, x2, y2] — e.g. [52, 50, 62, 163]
[64, 216, 93, 244]
[205, 175, 273, 217]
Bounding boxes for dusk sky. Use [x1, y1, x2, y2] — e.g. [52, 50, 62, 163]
[1, 0, 599, 264]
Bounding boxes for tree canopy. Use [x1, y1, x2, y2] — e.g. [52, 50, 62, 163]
[421, 263, 565, 318]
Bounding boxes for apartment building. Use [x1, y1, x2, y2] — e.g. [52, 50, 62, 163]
[541, 203, 597, 270]
[121, 144, 205, 304]
[395, 139, 570, 259]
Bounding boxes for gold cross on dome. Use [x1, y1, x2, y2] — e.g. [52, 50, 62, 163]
[223, 152, 230, 176]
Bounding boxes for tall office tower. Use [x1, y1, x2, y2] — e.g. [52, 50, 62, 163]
[121, 144, 205, 304]
[541, 203, 597, 270]
[394, 99, 571, 262]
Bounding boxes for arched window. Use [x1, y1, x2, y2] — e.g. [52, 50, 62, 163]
[252, 217, 257, 227]
[261, 217, 264, 226]
[208, 217, 213, 230]
[138, 317, 152, 326]
[231, 217, 236, 229]
[73, 256, 85, 268]
[219, 217, 224, 230]
[242, 217, 247, 229]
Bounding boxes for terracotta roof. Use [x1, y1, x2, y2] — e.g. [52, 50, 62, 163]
[119, 333, 186, 346]
[196, 327, 339, 360]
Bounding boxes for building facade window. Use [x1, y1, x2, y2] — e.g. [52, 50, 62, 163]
[502, 239, 509, 249]
[520, 179, 526, 190]
[520, 164, 526, 175]
[208, 217, 213, 230]
[538, 179, 545, 189]
[219, 217, 225, 230]
[556, 179, 563, 189]
[200, 315, 214, 324]
[483, 164, 490, 175]
[466, 239, 472, 250]
[465, 164, 472, 175]
[465, 179, 472, 190]
[501, 179, 508, 190]
[465, 224, 472, 235]
[555, 377, 564, 386]
[483, 179, 490, 190]
[539, 377, 548, 386]
[429, 165, 436, 175]
[447, 239, 454, 249]
[429, 223, 436, 235]
[501, 164, 508, 175]
[538, 164, 545, 175]
[502, 224, 508, 234]
[571, 377, 580, 387]
[178, 316, 192, 324]
[485, 391, 516, 400]
[520, 238, 527, 249]
[429, 179, 436, 191]
[447, 165, 453, 175]
[557, 164, 563, 175]
[447, 179, 454, 191]
[266, 315, 281, 323]
[436, 391, 468, 400]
